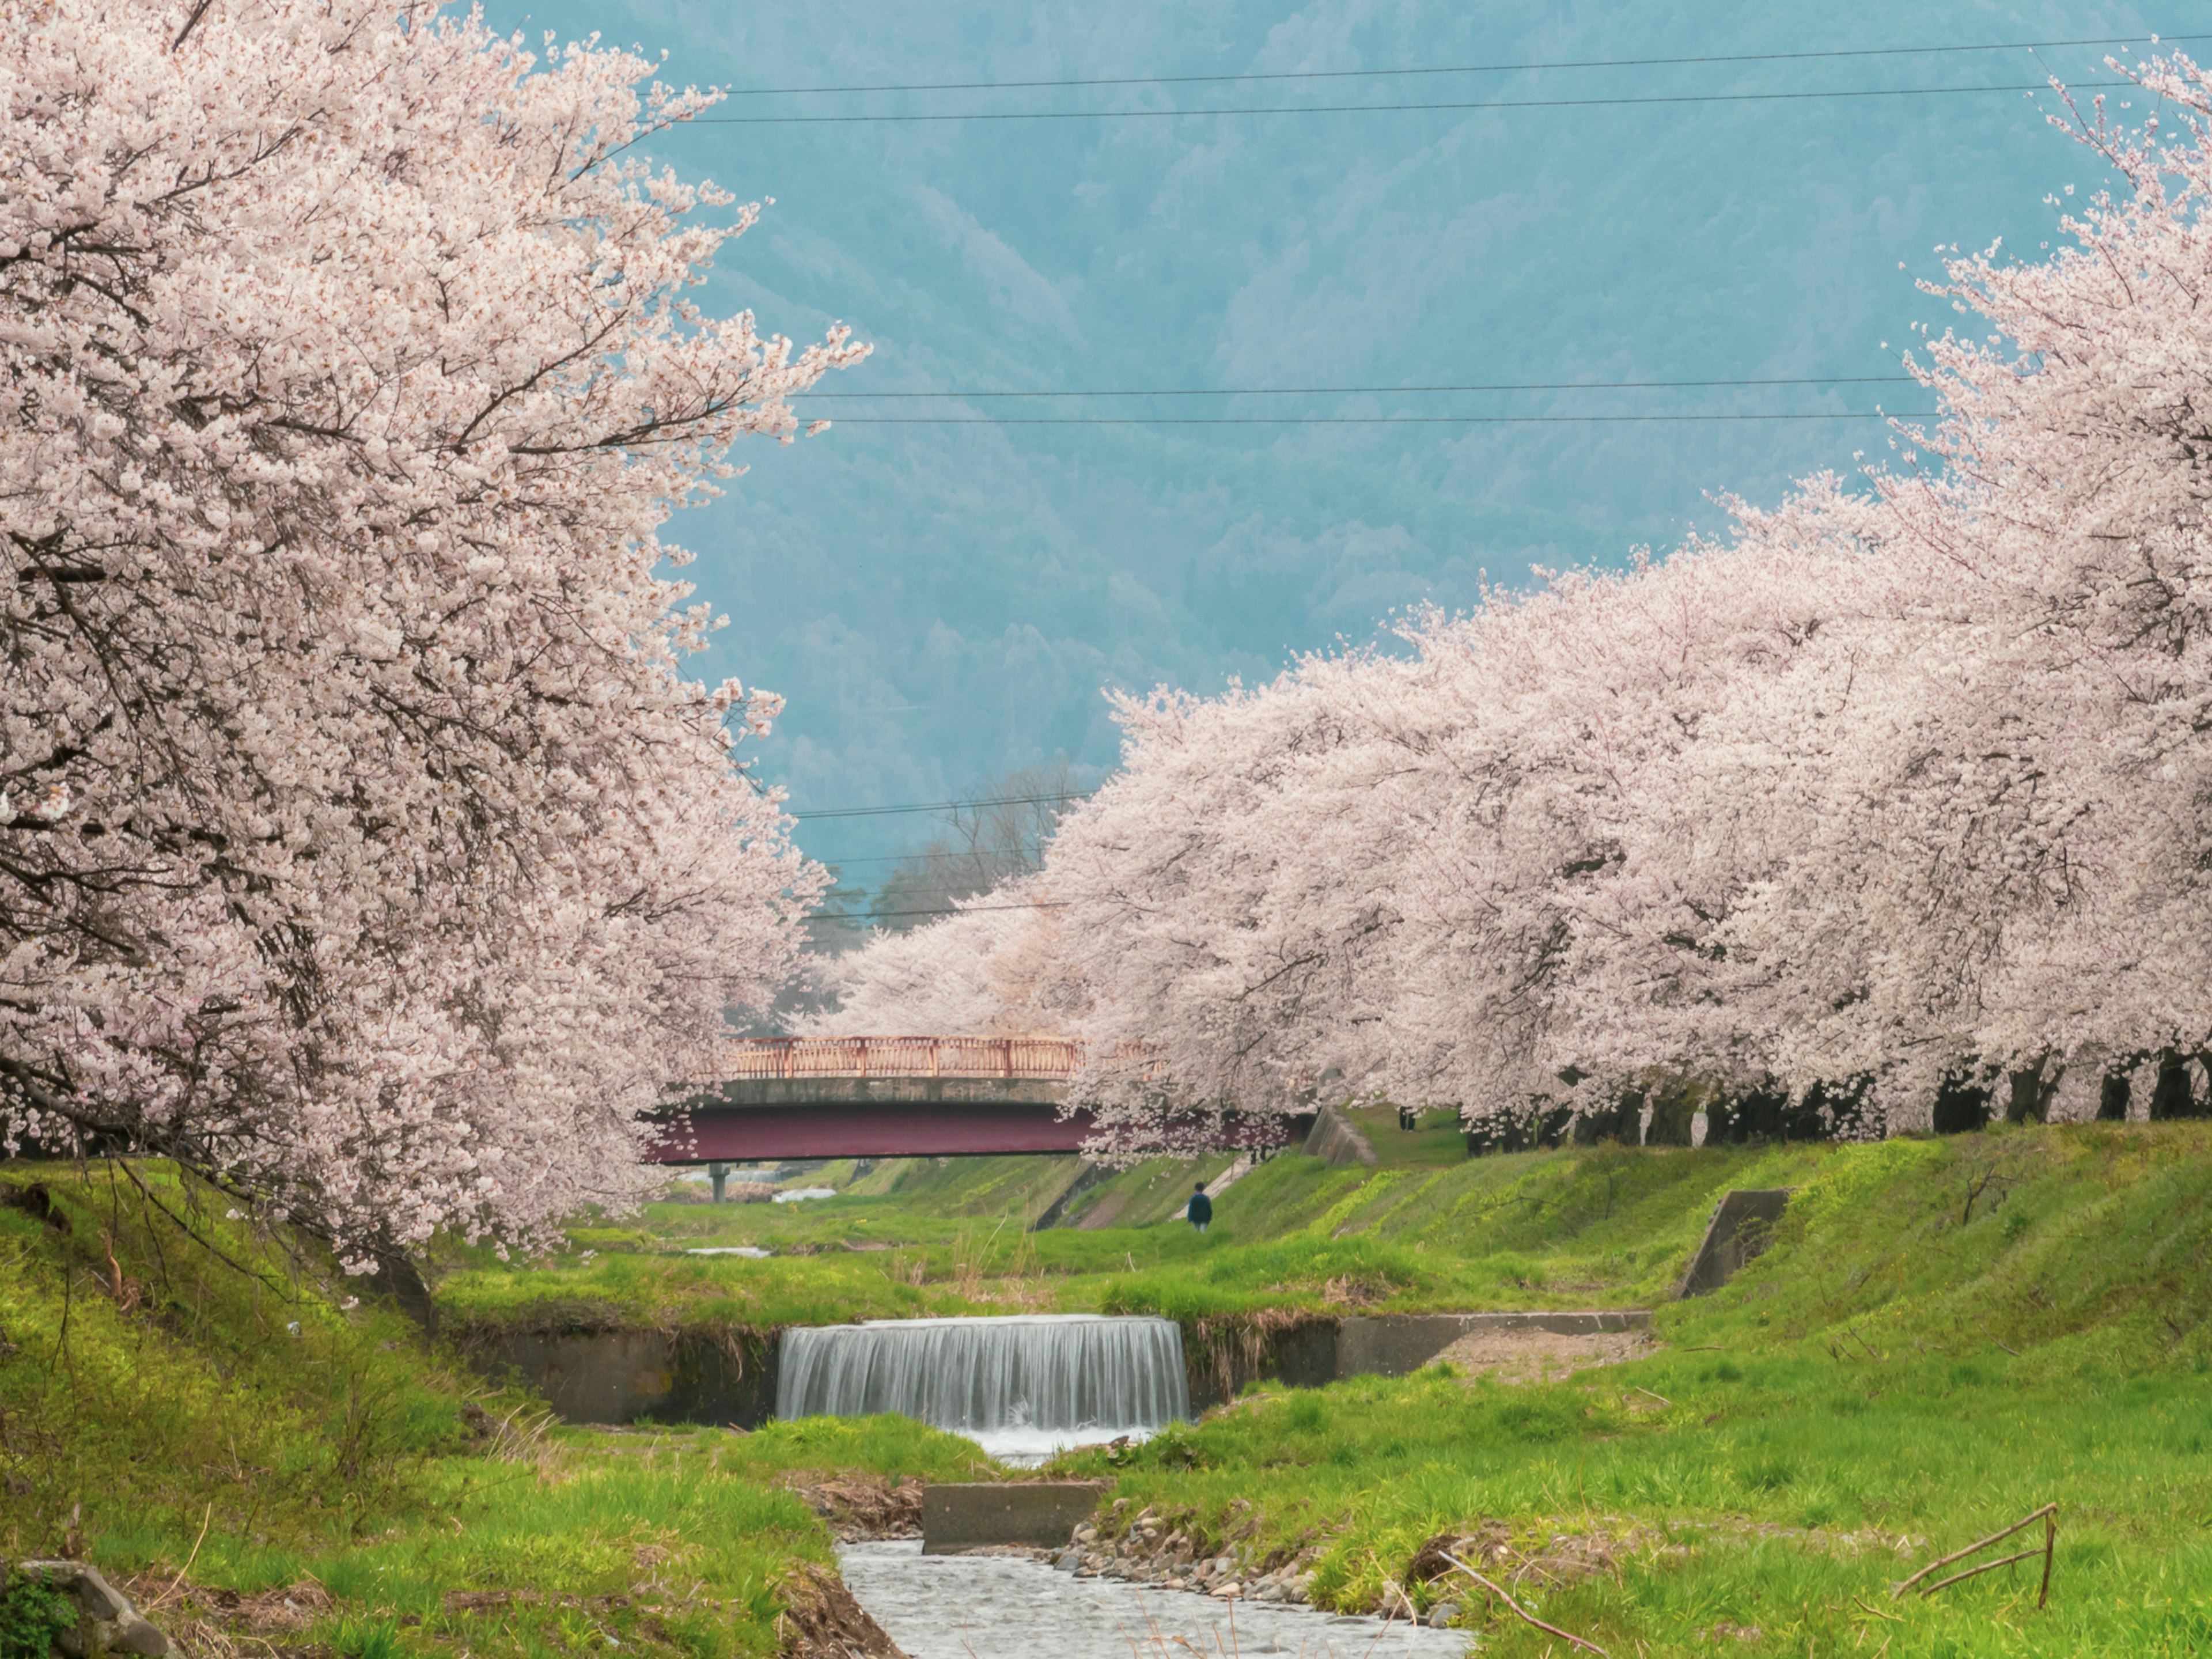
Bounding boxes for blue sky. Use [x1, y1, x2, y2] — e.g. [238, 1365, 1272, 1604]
[481, 0, 2167, 869]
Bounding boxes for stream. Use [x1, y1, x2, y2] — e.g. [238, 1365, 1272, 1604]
[839, 1542, 1471, 1658]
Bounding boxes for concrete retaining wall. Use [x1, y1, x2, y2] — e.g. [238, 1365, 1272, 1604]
[475, 1328, 778, 1427]
[1335, 1309, 1650, 1378]
[1301, 1103, 1378, 1168]
[922, 1483, 1107, 1554]
[1677, 1189, 1793, 1297]
[1185, 1309, 1652, 1407]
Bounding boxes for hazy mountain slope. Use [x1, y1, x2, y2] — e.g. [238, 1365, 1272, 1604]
[480, 0, 2166, 857]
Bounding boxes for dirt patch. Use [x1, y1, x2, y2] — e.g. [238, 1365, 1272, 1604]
[1408, 1518, 1677, 1593]
[1433, 1327, 1652, 1384]
[775, 1562, 906, 1658]
[1320, 1275, 1391, 1310]
[782, 1471, 927, 1540]
[440, 1590, 634, 1614]
[1073, 1187, 1132, 1229]
[120, 1575, 336, 1659]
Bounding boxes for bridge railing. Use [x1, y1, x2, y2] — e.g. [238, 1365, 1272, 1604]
[722, 1035, 1084, 1081]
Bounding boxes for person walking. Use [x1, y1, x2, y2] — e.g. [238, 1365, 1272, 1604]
[1186, 1181, 1213, 1234]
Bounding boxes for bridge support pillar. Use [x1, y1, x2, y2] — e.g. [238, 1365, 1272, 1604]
[707, 1161, 730, 1204]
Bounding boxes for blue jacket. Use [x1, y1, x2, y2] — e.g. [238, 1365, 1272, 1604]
[1187, 1191, 1213, 1224]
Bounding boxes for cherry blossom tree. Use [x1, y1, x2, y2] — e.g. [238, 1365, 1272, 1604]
[1, 0, 861, 1264]
[1694, 54, 2212, 1126]
[804, 880, 1081, 1037]
[810, 55, 2212, 1154]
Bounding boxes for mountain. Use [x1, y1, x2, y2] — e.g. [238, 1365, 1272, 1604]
[480, 0, 2165, 868]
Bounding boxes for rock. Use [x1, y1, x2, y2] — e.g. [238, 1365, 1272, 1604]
[16, 1562, 172, 1659]
[1427, 1603, 1461, 1628]
[1211, 1582, 1243, 1600]
[1055, 1551, 1082, 1573]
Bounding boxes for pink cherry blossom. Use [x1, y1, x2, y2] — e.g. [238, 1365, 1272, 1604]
[820, 54, 2212, 1149]
[1, 0, 861, 1264]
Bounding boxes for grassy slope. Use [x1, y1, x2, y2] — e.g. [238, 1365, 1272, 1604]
[442, 1122, 2212, 1654]
[1048, 1124, 2212, 1656]
[0, 1166, 987, 1659]
[47, 1121, 2207, 1657]
[440, 1123, 1806, 1328]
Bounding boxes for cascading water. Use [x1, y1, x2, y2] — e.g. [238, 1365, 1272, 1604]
[777, 1314, 1191, 1463]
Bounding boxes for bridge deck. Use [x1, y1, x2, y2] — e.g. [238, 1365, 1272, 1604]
[646, 1037, 1263, 1162]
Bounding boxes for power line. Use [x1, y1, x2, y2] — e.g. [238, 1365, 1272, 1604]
[718, 33, 2203, 97]
[816, 900, 1070, 919]
[694, 79, 2131, 126]
[815, 851, 1048, 871]
[798, 376, 1919, 399]
[792, 790, 1093, 821]
[816, 411, 1937, 427]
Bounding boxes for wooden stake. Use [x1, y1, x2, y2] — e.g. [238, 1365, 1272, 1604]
[1891, 1503, 2056, 1599]
[2038, 1509, 2056, 1609]
[1918, 1547, 2043, 1597]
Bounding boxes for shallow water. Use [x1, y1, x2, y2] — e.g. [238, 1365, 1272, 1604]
[838, 1541, 1471, 1659]
[956, 1425, 1158, 1465]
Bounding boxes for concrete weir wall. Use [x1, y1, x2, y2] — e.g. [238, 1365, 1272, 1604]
[476, 1328, 779, 1427]
[484, 1309, 1654, 1428]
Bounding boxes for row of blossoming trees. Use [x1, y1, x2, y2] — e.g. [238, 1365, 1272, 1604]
[820, 59, 2212, 1153]
[2, 0, 861, 1264]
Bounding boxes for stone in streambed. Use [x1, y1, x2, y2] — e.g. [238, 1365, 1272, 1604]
[17, 1562, 173, 1659]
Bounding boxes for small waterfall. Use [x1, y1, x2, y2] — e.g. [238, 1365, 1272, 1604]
[777, 1314, 1191, 1462]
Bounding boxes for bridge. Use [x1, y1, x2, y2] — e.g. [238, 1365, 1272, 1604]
[647, 1036, 1272, 1166]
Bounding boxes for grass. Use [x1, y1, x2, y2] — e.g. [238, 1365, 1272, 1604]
[437, 1131, 1801, 1331]
[1068, 1350, 2212, 1656]
[0, 1164, 960, 1659]
[17, 1119, 2212, 1658]
[1032, 1124, 2212, 1656]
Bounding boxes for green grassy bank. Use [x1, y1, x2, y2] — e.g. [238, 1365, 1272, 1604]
[439, 1120, 1816, 1332]
[446, 1120, 2212, 1656]
[13, 1120, 2212, 1658]
[1035, 1123, 2212, 1655]
[0, 1166, 986, 1659]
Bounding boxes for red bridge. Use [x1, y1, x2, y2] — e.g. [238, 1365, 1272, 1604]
[649, 1036, 1266, 1162]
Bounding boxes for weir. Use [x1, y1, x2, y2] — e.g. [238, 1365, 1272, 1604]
[776, 1313, 1190, 1462]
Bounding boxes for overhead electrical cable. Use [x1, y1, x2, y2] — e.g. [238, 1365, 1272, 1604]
[715, 33, 2205, 97]
[791, 790, 1094, 820]
[820, 900, 1072, 919]
[695, 79, 2135, 125]
[798, 375, 1919, 398]
[813, 411, 1938, 426]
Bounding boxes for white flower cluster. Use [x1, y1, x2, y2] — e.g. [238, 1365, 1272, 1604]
[829, 55, 2212, 1148]
[0, 0, 860, 1259]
